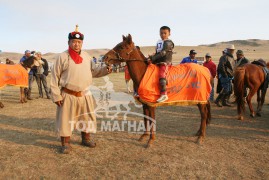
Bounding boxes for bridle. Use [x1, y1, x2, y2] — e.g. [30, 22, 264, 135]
[105, 46, 147, 66]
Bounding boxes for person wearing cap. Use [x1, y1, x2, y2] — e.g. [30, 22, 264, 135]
[235, 50, 250, 69]
[20, 50, 35, 100]
[203, 53, 216, 102]
[215, 44, 235, 107]
[180, 50, 198, 64]
[35, 52, 51, 99]
[50, 25, 112, 154]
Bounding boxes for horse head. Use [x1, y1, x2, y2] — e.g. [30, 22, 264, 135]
[21, 56, 40, 69]
[103, 34, 139, 66]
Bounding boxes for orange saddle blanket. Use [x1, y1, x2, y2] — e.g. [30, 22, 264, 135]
[0, 64, 29, 88]
[138, 63, 212, 107]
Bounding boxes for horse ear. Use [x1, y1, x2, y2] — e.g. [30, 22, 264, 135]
[122, 35, 127, 42]
[127, 34, 133, 44]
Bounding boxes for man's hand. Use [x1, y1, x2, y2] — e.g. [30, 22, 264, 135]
[147, 57, 152, 64]
[107, 66, 112, 73]
[55, 101, 63, 107]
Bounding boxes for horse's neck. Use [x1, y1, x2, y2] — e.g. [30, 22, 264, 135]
[127, 50, 148, 91]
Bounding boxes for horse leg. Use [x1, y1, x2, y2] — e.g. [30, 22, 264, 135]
[0, 101, 4, 108]
[111, 105, 121, 120]
[246, 88, 257, 118]
[196, 104, 208, 145]
[246, 88, 258, 118]
[21, 87, 27, 103]
[257, 88, 267, 117]
[138, 104, 150, 142]
[206, 101, 211, 125]
[256, 89, 261, 117]
[122, 104, 131, 120]
[146, 106, 156, 148]
[20, 87, 23, 103]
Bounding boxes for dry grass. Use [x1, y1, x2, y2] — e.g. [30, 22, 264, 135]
[0, 73, 269, 179]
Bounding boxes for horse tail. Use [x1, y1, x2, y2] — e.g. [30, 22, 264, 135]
[234, 67, 246, 113]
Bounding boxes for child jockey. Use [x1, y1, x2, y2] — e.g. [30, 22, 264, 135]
[149, 26, 174, 103]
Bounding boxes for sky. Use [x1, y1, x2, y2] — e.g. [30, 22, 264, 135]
[0, 0, 268, 53]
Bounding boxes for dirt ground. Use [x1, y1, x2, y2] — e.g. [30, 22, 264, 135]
[0, 73, 269, 179]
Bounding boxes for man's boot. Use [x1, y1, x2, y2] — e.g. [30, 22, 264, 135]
[222, 94, 232, 107]
[81, 132, 96, 148]
[215, 93, 224, 107]
[60, 136, 72, 154]
[27, 90, 33, 100]
[157, 78, 168, 103]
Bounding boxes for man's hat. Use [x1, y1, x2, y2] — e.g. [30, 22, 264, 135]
[205, 53, 211, 57]
[68, 25, 84, 40]
[236, 50, 244, 55]
[227, 44, 235, 50]
[190, 50, 197, 54]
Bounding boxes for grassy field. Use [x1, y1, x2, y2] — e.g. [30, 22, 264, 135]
[0, 73, 269, 179]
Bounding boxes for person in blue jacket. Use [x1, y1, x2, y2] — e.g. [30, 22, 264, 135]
[180, 50, 198, 64]
[20, 50, 36, 100]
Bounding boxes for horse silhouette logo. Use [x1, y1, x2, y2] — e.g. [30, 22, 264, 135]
[84, 76, 142, 120]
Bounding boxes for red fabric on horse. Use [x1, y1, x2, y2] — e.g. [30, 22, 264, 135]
[138, 63, 211, 106]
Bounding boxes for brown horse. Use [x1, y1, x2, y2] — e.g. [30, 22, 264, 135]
[234, 60, 269, 120]
[103, 34, 211, 147]
[0, 56, 39, 107]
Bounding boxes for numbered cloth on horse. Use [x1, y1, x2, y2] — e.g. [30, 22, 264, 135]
[0, 64, 28, 88]
[138, 64, 211, 107]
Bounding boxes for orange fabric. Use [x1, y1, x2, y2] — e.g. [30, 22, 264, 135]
[0, 64, 28, 88]
[138, 63, 211, 106]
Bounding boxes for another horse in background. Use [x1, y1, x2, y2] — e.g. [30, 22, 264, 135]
[234, 59, 269, 120]
[0, 56, 39, 107]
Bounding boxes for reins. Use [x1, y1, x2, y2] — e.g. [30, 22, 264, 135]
[106, 46, 148, 65]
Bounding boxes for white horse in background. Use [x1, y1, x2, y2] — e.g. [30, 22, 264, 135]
[85, 77, 141, 120]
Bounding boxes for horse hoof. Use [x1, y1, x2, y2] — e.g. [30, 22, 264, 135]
[145, 139, 154, 148]
[196, 137, 204, 145]
[256, 112, 261, 117]
[138, 134, 149, 142]
[250, 114, 255, 118]
[238, 116, 244, 121]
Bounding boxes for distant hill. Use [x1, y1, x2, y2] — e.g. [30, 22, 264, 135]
[1, 39, 268, 64]
[201, 39, 269, 47]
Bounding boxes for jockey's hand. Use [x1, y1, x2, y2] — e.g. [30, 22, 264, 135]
[147, 57, 152, 64]
[55, 101, 63, 107]
[107, 66, 112, 73]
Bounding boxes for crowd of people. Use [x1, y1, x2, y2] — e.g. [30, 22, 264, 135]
[178, 44, 250, 107]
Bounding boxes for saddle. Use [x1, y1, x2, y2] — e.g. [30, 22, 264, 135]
[252, 59, 269, 89]
[251, 59, 267, 67]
